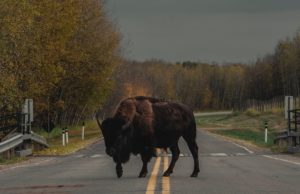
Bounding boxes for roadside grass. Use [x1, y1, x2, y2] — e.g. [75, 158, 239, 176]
[0, 156, 29, 165]
[196, 111, 286, 149]
[196, 111, 286, 132]
[210, 129, 276, 148]
[34, 120, 101, 156]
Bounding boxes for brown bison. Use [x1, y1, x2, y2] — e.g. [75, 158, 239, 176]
[96, 96, 200, 178]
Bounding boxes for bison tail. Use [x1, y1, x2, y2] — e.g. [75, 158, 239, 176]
[95, 112, 102, 130]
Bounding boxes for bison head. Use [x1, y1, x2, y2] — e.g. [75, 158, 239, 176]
[99, 117, 133, 164]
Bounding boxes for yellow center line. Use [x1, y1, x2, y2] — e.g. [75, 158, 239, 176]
[162, 156, 170, 194]
[146, 150, 161, 194]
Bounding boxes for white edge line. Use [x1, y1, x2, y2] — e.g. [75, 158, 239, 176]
[210, 153, 228, 157]
[91, 154, 102, 158]
[262, 155, 300, 166]
[231, 142, 254, 154]
[235, 153, 247, 156]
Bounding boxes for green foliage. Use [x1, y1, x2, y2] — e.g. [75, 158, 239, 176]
[35, 127, 63, 139]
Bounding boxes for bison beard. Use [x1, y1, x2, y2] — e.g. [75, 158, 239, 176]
[97, 96, 200, 178]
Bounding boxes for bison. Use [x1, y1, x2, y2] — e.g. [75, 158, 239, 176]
[96, 96, 200, 178]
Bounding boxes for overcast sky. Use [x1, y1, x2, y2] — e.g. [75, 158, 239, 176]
[106, 0, 300, 63]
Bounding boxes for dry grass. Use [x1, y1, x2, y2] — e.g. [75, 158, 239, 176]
[245, 108, 261, 117]
[196, 111, 286, 132]
[0, 156, 29, 165]
[34, 120, 101, 156]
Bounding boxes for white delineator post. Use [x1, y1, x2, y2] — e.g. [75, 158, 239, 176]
[62, 128, 66, 146]
[264, 122, 268, 143]
[65, 127, 69, 144]
[82, 122, 85, 140]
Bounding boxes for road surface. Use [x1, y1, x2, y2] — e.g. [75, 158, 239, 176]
[0, 129, 300, 194]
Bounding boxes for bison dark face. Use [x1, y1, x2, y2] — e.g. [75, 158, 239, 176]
[100, 117, 132, 163]
[100, 118, 122, 157]
[99, 117, 133, 178]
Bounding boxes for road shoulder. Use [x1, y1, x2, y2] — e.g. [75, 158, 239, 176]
[201, 128, 271, 154]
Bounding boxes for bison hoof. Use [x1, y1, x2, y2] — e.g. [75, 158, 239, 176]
[190, 171, 199, 178]
[163, 171, 172, 177]
[116, 170, 123, 178]
[138, 171, 147, 178]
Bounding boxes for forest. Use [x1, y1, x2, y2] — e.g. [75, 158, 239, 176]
[104, 31, 300, 115]
[0, 0, 121, 126]
[0, 0, 300, 127]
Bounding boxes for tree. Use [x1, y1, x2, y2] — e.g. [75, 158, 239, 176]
[0, 0, 121, 125]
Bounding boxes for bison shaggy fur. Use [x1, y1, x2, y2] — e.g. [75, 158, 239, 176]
[96, 96, 200, 178]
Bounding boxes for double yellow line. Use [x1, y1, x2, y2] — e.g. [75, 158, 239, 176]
[146, 151, 170, 194]
[162, 156, 170, 194]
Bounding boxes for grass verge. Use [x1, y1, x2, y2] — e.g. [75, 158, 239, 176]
[196, 111, 286, 131]
[0, 156, 29, 165]
[196, 111, 285, 149]
[34, 119, 101, 156]
[210, 129, 276, 148]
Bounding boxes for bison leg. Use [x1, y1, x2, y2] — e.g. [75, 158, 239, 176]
[139, 148, 152, 178]
[116, 163, 123, 178]
[163, 144, 180, 177]
[183, 137, 200, 177]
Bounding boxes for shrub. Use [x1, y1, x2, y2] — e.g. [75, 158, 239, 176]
[245, 108, 261, 117]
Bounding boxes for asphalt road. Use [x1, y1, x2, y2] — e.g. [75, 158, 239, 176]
[0, 129, 300, 194]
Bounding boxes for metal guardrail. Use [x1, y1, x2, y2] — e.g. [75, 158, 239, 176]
[0, 133, 48, 154]
[23, 133, 49, 147]
[0, 134, 23, 153]
[288, 109, 300, 132]
[272, 108, 300, 152]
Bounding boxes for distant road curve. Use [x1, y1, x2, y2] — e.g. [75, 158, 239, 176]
[194, 111, 233, 117]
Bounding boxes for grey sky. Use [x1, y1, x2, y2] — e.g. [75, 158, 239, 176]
[106, 0, 300, 63]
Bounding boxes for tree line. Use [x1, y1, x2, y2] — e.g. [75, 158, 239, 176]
[0, 0, 121, 127]
[1, 0, 299, 127]
[104, 31, 300, 114]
